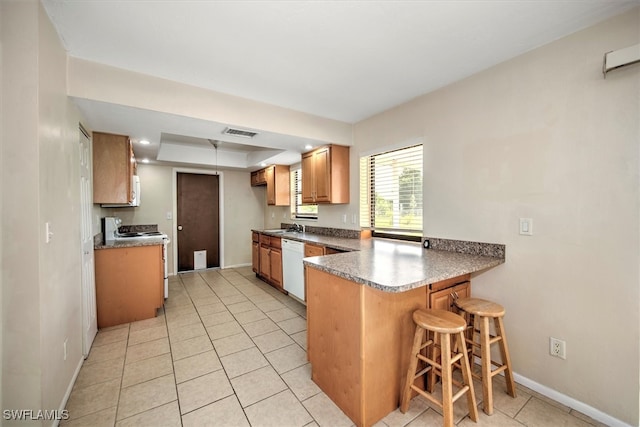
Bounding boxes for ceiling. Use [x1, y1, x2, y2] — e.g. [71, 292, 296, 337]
[42, 0, 638, 170]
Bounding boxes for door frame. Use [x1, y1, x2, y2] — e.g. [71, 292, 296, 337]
[172, 168, 225, 273]
[79, 124, 97, 357]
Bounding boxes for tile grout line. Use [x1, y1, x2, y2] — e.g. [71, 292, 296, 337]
[196, 270, 316, 424]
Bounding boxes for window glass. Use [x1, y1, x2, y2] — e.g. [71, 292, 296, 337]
[360, 144, 423, 239]
[291, 168, 318, 219]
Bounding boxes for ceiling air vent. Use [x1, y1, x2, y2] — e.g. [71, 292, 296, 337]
[222, 127, 258, 138]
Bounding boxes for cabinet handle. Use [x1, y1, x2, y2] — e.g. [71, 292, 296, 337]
[451, 291, 459, 300]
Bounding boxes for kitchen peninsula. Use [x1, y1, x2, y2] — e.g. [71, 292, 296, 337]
[303, 237, 505, 427]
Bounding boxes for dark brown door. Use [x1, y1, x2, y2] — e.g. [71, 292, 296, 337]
[177, 172, 220, 271]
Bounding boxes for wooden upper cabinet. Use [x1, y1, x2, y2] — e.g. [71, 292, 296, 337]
[251, 169, 267, 186]
[251, 165, 290, 206]
[301, 144, 349, 204]
[93, 132, 135, 204]
[266, 165, 290, 206]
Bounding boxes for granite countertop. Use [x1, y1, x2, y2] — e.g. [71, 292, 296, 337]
[94, 236, 165, 250]
[257, 229, 370, 252]
[255, 229, 504, 293]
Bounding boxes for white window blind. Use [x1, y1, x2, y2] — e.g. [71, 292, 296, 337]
[360, 144, 423, 237]
[291, 168, 318, 219]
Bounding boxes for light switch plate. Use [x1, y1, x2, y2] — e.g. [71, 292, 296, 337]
[45, 222, 53, 243]
[519, 218, 533, 235]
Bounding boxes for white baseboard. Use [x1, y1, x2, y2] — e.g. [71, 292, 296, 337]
[513, 372, 632, 427]
[223, 262, 252, 269]
[52, 355, 83, 427]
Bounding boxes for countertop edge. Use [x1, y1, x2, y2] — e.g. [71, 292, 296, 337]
[304, 255, 504, 292]
[94, 239, 165, 250]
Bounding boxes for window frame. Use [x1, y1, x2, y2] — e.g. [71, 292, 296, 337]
[291, 167, 318, 220]
[360, 143, 423, 241]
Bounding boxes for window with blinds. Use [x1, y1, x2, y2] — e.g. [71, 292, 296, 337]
[291, 168, 318, 219]
[360, 144, 423, 240]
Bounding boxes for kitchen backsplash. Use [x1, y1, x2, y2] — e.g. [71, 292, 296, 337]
[119, 224, 159, 233]
[424, 237, 506, 259]
[280, 223, 361, 239]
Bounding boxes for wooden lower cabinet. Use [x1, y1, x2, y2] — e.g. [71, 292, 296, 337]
[306, 267, 471, 427]
[429, 281, 470, 311]
[95, 244, 164, 328]
[256, 233, 283, 291]
[252, 232, 260, 273]
[304, 243, 325, 257]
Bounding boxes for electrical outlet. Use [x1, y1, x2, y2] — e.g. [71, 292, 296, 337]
[549, 337, 566, 359]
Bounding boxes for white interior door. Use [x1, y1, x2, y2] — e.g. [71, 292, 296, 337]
[80, 126, 97, 356]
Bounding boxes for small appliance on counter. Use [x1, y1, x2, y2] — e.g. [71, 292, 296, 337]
[102, 216, 122, 244]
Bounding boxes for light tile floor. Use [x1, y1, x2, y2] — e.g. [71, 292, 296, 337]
[63, 267, 606, 427]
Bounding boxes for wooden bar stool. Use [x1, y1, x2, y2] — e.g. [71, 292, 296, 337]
[400, 309, 478, 427]
[453, 297, 516, 415]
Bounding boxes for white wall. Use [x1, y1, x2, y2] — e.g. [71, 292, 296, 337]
[67, 58, 354, 148]
[0, 0, 5, 415]
[105, 165, 265, 272]
[2, 0, 84, 422]
[354, 8, 639, 425]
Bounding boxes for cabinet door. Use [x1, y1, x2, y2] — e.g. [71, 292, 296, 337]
[95, 245, 163, 328]
[313, 147, 331, 202]
[260, 245, 271, 278]
[301, 152, 315, 203]
[252, 241, 260, 273]
[265, 166, 276, 205]
[429, 281, 470, 312]
[270, 248, 283, 288]
[257, 169, 267, 185]
[93, 132, 133, 204]
[305, 244, 325, 257]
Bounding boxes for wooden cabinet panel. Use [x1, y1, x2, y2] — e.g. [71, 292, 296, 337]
[307, 266, 427, 426]
[255, 232, 284, 292]
[259, 245, 270, 278]
[95, 245, 163, 328]
[304, 243, 325, 257]
[301, 144, 349, 204]
[306, 268, 473, 426]
[301, 153, 315, 203]
[93, 132, 135, 204]
[252, 241, 260, 273]
[251, 169, 267, 186]
[429, 281, 471, 312]
[270, 247, 283, 288]
[252, 165, 290, 205]
[313, 147, 331, 202]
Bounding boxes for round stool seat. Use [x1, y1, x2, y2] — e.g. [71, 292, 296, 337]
[413, 309, 466, 334]
[454, 297, 505, 318]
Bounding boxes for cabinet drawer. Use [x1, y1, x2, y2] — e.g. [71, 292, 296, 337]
[252, 231, 260, 242]
[270, 236, 282, 249]
[260, 234, 271, 245]
[305, 244, 325, 257]
[429, 274, 470, 293]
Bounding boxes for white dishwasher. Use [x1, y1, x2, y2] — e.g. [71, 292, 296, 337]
[282, 239, 305, 302]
